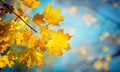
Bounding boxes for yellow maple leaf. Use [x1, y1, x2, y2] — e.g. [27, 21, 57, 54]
[43, 4, 64, 26]
[19, 48, 44, 68]
[20, 0, 40, 8]
[40, 26, 71, 56]
[33, 13, 45, 25]
[46, 29, 71, 56]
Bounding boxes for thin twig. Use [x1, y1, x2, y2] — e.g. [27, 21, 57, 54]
[0, 0, 37, 33]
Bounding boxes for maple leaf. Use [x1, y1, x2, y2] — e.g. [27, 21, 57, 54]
[20, 0, 40, 8]
[33, 13, 45, 25]
[19, 48, 44, 68]
[46, 29, 71, 56]
[43, 4, 64, 26]
[40, 26, 71, 56]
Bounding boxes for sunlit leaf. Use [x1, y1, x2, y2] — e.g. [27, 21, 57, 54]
[43, 4, 64, 26]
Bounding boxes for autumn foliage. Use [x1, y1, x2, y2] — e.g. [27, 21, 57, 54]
[0, 0, 71, 68]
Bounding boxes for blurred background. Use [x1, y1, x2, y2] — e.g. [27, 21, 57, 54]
[1, 0, 120, 72]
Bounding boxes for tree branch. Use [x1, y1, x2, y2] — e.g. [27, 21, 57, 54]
[0, 0, 37, 33]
